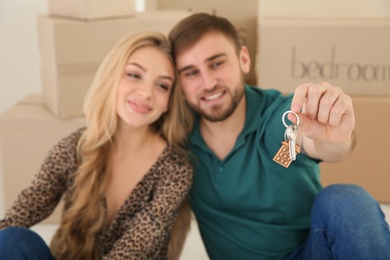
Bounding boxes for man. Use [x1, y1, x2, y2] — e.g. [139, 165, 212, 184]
[169, 13, 390, 259]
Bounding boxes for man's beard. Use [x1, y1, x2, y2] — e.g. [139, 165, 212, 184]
[188, 83, 245, 122]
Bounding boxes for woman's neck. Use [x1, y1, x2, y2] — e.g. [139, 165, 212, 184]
[113, 124, 165, 155]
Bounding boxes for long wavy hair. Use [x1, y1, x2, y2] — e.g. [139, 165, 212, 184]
[50, 31, 193, 259]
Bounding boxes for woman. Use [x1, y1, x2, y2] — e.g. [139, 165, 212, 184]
[0, 31, 193, 259]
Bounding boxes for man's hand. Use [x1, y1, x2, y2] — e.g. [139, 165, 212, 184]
[288, 82, 356, 162]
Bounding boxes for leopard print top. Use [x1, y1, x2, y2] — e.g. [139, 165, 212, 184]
[0, 129, 193, 259]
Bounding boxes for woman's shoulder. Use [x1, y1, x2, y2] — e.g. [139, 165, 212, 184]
[47, 127, 85, 159]
[54, 127, 85, 151]
[160, 145, 193, 176]
[164, 145, 191, 163]
[59, 127, 85, 145]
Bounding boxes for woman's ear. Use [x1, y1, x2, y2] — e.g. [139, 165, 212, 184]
[239, 46, 251, 75]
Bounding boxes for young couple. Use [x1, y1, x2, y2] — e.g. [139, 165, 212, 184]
[1, 13, 389, 259]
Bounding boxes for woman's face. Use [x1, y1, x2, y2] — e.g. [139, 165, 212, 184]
[116, 46, 174, 130]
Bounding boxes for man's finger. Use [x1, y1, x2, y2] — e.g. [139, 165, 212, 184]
[288, 112, 310, 132]
[291, 83, 312, 113]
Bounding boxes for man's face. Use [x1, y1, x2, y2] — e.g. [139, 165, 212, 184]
[175, 32, 250, 122]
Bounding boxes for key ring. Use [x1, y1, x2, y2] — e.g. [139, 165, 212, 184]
[282, 110, 300, 127]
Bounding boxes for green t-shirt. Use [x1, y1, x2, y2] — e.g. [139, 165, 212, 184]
[188, 85, 322, 260]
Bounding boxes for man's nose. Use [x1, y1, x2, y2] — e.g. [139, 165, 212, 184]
[201, 71, 217, 90]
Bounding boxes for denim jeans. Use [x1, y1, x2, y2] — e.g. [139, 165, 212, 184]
[0, 226, 54, 260]
[287, 184, 390, 260]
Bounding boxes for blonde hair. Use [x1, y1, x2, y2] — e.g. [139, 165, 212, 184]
[50, 31, 193, 259]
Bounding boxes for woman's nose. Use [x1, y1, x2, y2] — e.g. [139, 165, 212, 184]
[137, 83, 153, 99]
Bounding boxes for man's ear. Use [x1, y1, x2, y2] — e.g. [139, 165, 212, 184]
[239, 46, 251, 75]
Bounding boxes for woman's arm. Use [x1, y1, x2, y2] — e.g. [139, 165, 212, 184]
[0, 130, 81, 229]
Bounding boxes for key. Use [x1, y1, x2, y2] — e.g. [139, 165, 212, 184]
[285, 125, 298, 160]
[273, 110, 301, 168]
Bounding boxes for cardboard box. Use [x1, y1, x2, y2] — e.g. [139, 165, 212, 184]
[258, 0, 390, 19]
[144, 0, 158, 11]
[47, 0, 136, 20]
[41, 63, 96, 120]
[320, 95, 390, 203]
[38, 10, 191, 118]
[158, 0, 258, 84]
[0, 95, 86, 224]
[257, 18, 390, 95]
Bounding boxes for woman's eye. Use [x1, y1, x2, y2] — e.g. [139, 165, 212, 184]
[127, 72, 141, 79]
[157, 83, 170, 91]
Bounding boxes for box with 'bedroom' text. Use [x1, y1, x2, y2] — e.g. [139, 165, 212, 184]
[257, 18, 390, 95]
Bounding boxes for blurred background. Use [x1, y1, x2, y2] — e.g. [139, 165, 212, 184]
[0, 1, 389, 259]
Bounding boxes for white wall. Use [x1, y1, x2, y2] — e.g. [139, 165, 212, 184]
[0, 0, 47, 113]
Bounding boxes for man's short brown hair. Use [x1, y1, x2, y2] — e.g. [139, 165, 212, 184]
[168, 12, 242, 60]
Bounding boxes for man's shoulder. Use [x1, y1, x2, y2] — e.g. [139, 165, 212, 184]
[245, 85, 291, 110]
[246, 85, 285, 99]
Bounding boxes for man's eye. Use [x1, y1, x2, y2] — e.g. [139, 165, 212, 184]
[184, 70, 199, 77]
[212, 61, 224, 68]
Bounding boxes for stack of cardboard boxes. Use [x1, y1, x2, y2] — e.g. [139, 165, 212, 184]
[0, 1, 191, 223]
[256, 0, 390, 203]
